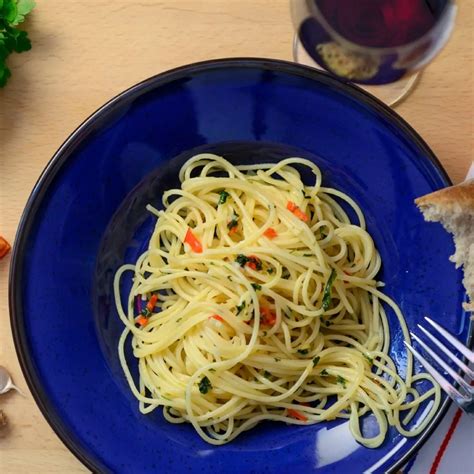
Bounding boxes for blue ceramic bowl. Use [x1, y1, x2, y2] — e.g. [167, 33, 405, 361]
[10, 59, 471, 473]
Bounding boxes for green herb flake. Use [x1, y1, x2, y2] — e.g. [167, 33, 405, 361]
[337, 375, 347, 389]
[209, 368, 216, 373]
[251, 283, 262, 291]
[303, 253, 313, 257]
[176, 318, 182, 323]
[235, 254, 250, 267]
[297, 349, 309, 355]
[263, 371, 271, 378]
[236, 301, 246, 315]
[363, 354, 374, 366]
[312, 356, 320, 367]
[267, 267, 275, 274]
[274, 357, 281, 362]
[322, 269, 337, 311]
[320, 369, 329, 376]
[218, 190, 230, 205]
[198, 376, 212, 394]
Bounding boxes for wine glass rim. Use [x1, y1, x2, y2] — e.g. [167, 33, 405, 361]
[307, 0, 457, 55]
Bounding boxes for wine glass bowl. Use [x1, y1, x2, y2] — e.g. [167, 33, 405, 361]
[291, 0, 457, 104]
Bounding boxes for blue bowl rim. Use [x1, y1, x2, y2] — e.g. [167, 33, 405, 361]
[8, 57, 456, 473]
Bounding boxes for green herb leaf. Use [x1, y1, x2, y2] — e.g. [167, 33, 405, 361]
[312, 356, 320, 367]
[218, 190, 230, 205]
[320, 369, 328, 376]
[251, 283, 262, 291]
[235, 254, 249, 267]
[297, 349, 309, 355]
[363, 354, 374, 366]
[267, 267, 274, 274]
[9, 0, 35, 25]
[198, 376, 212, 394]
[322, 269, 337, 311]
[236, 301, 246, 315]
[337, 375, 347, 389]
[0, 0, 35, 87]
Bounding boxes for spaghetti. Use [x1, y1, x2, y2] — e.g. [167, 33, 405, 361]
[114, 153, 440, 447]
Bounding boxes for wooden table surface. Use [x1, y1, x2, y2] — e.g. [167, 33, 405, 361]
[0, 1, 472, 472]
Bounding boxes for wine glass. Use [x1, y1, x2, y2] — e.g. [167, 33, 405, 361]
[291, 0, 457, 106]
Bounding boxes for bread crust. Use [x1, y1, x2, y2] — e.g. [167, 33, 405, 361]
[415, 179, 474, 210]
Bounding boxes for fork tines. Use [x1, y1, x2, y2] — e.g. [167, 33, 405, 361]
[404, 316, 473, 414]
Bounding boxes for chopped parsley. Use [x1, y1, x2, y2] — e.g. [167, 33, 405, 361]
[312, 356, 320, 367]
[322, 269, 337, 311]
[176, 318, 182, 323]
[251, 283, 262, 291]
[320, 369, 329, 376]
[236, 301, 246, 315]
[303, 253, 313, 257]
[337, 375, 347, 389]
[364, 354, 374, 366]
[297, 349, 309, 355]
[218, 190, 230, 205]
[209, 368, 216, 373]
[274, 357, 281, 362]
[198, 376, 212, 394]
[267, 267, 274, 274]
[235, 254, 250, 267]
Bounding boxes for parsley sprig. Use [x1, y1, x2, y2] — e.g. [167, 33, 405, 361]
[0, 0, 35, 87]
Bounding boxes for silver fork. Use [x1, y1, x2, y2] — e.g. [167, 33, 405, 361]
[404, 316, 474, 415]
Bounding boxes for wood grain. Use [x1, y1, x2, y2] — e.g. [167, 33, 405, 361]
[0, 1, 472, 472]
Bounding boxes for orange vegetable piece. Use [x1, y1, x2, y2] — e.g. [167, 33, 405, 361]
[0, 236, 11, 259]
[135, 316, 149, 327]
[263, 227, 277, 239]
[286, 202, 309, 222]
[184, 228, 203, 253]
[287, 408, 308, 422]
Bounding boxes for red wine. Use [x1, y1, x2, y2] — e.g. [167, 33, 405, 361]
[294, 0, 454, 84]
[316, 0, 444, 48]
